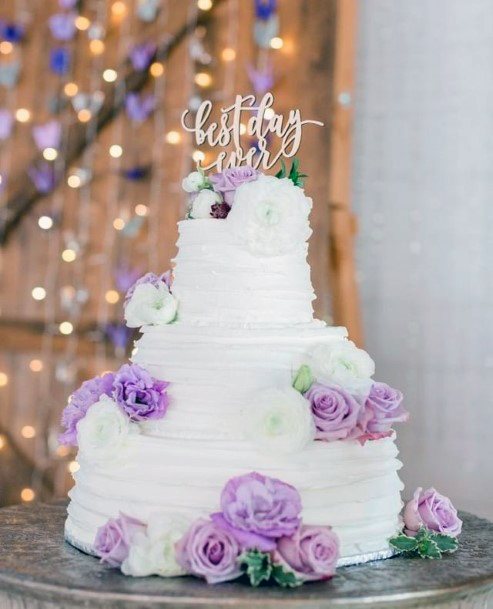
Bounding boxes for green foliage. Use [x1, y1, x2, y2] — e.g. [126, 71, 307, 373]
[275, 158, 308, 187]
[389, 534, 418, 553]
[239, 551, 302, 588]
[292, 364, 313, 394]
[271, 565, 303, 588]
[417, 538, 441, 560]
[390, 527, 459, 560]
[432, 533, 459, 554]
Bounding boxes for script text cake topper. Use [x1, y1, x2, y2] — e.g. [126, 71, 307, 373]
[181, 93, 323, 172]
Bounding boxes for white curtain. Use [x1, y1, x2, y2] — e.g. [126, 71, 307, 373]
[353, 0, 493, 518]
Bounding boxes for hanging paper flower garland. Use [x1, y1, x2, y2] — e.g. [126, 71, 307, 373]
[50, 47, 71, 76]
[0, 109, 14, 141]
[136, 0, 160, 23]
[48, 13, 77, 42]
[124, 92, 156, 123]
[0, 21, 25, 44]
[129, 42, 157, 71]
[28, 162, 58, 194]
[32, 120, 62, 151]
[0, 61, 20, 89]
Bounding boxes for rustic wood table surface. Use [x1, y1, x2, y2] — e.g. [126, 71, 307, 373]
[0, 502, 492, 609]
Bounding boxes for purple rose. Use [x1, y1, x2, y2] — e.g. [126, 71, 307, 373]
[176, 518, 242, 584]
[210, 202, 231, 219]
[94, 513, 146, 568]
[274, 525, 340, 582]
[59, 372, 115, 446]
[124, 271, 171, 305]
[365, 382, 408, 433]
[403, 487, 462, 538]
[113, 363, 169, 421]
[305, 382, 365, 442]
[210, 167, 259, 206]
[220, 472, 302, 541]
[210, 513, 276, 552]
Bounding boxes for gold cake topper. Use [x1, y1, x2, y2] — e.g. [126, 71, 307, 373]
[181, 93, 323, 172]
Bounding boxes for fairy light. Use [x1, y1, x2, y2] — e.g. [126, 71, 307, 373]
[197, 0, 213, 9]
[103, 68, 118, 83]
[105, 290, 120, 304]
[68, 461, 80, 474]
[59, 321, 74, 335]
[67, 174, 81, 188]
[89, 39, 105, 55]
[134, 204, 149, 217]
[61, 248, 77, 262]
[21, 488, 35, 502]
[109, 144, 123, 158]
[77, 109, 92, 123]
[31, 286, 46, 301]
[149, 62, 164, 77]
[0, 373, 8, 387]
[264, 107, 275, 120]
[0, 435, 6, 450]
[29, 359, 44, 372]
[0, 41, 13, 55]
[240, 123, 247, 135]
[111, 1, 127, 18]
[56, 445, 70, 457]
[194, 72, 212, 87]
[165, 130, 181, 144]
[192, 150, 205, 163]
[42, 148, 58, 161]
[15, 108, 31, 123]
[38, 215, 54, 230]
[270, 36, 284, 49]
[75, 15, 90, 30]
[221, 47, 236, 62]
[64, 82, 78, 97]
[21, 425, 36, 439]
[113, 218, 125, 230]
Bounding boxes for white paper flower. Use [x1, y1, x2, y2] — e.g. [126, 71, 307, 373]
[189, 189, 222, 219]
[77, 396, 135, 463]
[244, 387, 315, 455]
[181, 170, 208, 193]
[308, 341, 375, 397]
[121, 513, 190, 577]
[124, 282, 177, 328]
[226, 175, 312, 256]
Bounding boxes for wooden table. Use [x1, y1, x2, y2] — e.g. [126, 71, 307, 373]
[0, 502, 492, 609]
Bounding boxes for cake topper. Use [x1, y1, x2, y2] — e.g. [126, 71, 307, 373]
[181, 93, 323, 172]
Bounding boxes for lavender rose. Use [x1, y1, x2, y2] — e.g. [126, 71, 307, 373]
[274, 525, 340, 582]
[403, 487, 462, 538]
[124, 271, 172, 305]
[59, 372, 115, 446]
[94, 513, 146, 568]
[220, 472, 302, 540]
[113, 363, 170, 421]
[305, 382, 365, 442]
[365, 382, 408, 433]
[210, 166, 260, 206]
[176, 518, 242, 584]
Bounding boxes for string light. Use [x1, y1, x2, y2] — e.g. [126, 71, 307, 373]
[0, 373, 8, 387]
[75, 15, 90, 30]
[194, 72, 212, 87]
[38, 215, 54, 230]
[89, 39, 105, 55]
[111, 1, 127, 18]
[21, 425, 36, 439]
[134, 204, 149, 216]
[192, 150, 205, 163]
[197, 0, 213, 9]
[105, 290, 120, 304]
[15, 108, 31, 123]
[64, 82, 78, 97]
[103, 69, 118, 83]
[77, 109, 92, 123]
[0, 41, 13, 55]
[221, 47, 236, 62]
[68, 461, 80, 474]
[43, 148, 58, 161]
[0, 435, 6, 450]
[240, 123, 247, 135]
[67, 174, 81, 188]
[56, 445, 70, 457]
[113, 218, 125, 230]
[109, 144, 123, 158]
[264, 108, 275, 120]
[31, 286, 46, 301]
[21, 488, 35, 502]
[29, 359, 44, 372]
[270, 36, 284, 49]
[59, 321, 74, 335]
[61, 248, 77, 262]
[165, 131, 181, 144]
[149, 62, 164, 78]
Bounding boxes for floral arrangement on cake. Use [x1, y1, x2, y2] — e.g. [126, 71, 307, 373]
[93, 472, 340, 587]
[123, 270, 177, 328]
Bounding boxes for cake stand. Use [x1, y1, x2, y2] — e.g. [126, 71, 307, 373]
[0, 501, 492, 609]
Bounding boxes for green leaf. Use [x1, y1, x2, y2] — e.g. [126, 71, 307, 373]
[275, 159, 287, 179]
[430, 534, 459, 554]
[240, 550, 272, 587]
[418, 538, 441, 559]
[271, 565, 303, 588]
[292, 364, 313, 394]
[389, 534, 419, 553]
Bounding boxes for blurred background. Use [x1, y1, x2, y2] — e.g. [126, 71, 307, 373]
[0, 0, 491, 518]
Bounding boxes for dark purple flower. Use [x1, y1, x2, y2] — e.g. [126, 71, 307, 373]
[59, 372, 115, 446]
[112, 363, 169, 422]
[120, 164, 152, 181]
[129, 42, 157, 71]
[32, 120, 62, 151]
[254, 0, 277, 20]
[94, 513, 146, 568]
[125, 92, 156, 122]
[210, 202, 231, 219]
[305, 382, 366, 442]
[210, 166, 260, 206]
[176, 518, 242, 584]
[365, 382, 408, 434]
[0, 21, 24, 44]
[403, 487, 462, 538]
[50, 47, 71, 76]
[0, 109, 13, 141]
[28, 163, 58, 193]
[124, 271, 171, 304]
[220, 472, 302, 540]
[274, 525, 339, 582]
[48, 13, 77, 41]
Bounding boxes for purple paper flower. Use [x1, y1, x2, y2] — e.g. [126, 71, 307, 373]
[210, 167, 260, 206]
[247, 63, 274, 95]
[0, 21, 24, 44]
[176, 518, 242, 584]
[403, 487, 462, 538]
[120, 164, 152, 181]
[112, 363, 169, 422]
[50, 47, 71, 76]
[220, 472, 302, 541]
[48, 13, 77, 41]
[28, 163, 57, 194]
[124, 271, 171, 304]
[125, 92, 156, 122]
[254, 0, 277, 20]
[94, 513, 146, 568]
[305, 382, 366, 442]
[59, 372, 115, 446]
[32, 120, 62, 151]
[104, 323, 133, 352]
[114, 264, 143, 294]
[274, 525, 339, 582]
[59, 0, 79, 8]
[129, 42, 157, 71]
[0, 109, 13, 141]
[365, 382, 408, 433]
[210, 202, 231, 219]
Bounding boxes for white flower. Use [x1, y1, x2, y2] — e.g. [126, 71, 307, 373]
[226, 175, 312, 256]
[189, 189, 222, 219]
[308, 340, 375, 397]
[244, 387, 315, 455]
[121, 513, 190, 577]
[77, 396, 135, 463]
[181, 170, 208, 193]
[124, 283, 177, 328]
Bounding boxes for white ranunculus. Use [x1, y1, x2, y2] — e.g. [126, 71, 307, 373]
[181, 171, 208, 193]
[124, 283, 177, 328]
[189, 189, 222, 219]
[77, 396, 135, 463]
[121, 513, 190, 577]
[226, 175, 312, 256]
[308, 340, 375, 397]
[244, 387, 315, 455]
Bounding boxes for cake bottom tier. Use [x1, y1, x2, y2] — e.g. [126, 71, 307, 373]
[65, 434, 403, 566]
